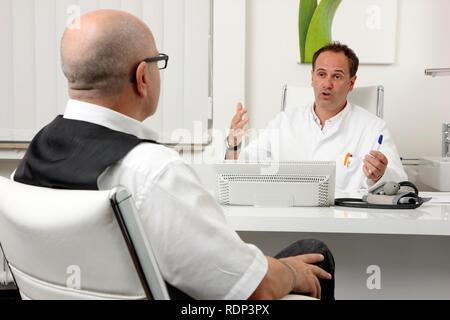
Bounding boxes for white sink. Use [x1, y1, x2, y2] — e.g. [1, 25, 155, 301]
[418, 157, 450, 191]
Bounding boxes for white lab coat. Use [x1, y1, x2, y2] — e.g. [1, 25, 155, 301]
[239, 103, 408, 193]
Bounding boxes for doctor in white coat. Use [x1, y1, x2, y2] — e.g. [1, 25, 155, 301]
[225, 42, 407, 193]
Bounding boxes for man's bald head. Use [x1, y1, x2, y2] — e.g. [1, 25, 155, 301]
[61, 10, 157, 98]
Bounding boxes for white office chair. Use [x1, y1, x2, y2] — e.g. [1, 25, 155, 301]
[0, 176, 318, 300]
[0, 176, 169, 300]
[280, 84, 384, 118]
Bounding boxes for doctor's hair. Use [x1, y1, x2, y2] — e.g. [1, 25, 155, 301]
[312, 42, 359, 78]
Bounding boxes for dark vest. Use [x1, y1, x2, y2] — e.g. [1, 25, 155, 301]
[14, 115, 192, 300]
[14, 115, 157, 189]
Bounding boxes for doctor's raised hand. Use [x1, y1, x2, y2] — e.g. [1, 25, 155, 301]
[363, 151, 388, 182]
[225, 102, 249, 160]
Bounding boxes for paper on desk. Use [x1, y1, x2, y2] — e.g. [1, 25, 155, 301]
[420, 192, 450, 203]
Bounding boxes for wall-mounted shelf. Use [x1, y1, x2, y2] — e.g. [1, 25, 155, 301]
[424, 68, 450, 77]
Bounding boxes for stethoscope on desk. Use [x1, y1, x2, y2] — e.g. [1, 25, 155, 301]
[335, 181, 430, 209]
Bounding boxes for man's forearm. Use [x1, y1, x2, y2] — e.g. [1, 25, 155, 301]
[224, 135, 242, 160]
[248, 257, 294, 300]
[225, 150, 240, 160]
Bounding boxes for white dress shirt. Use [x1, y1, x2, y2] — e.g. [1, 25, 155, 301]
[239, 103, 408, 193]
[64, 99, 268, 299]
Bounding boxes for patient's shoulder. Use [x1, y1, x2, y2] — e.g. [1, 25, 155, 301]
[121, 142, 181, 173]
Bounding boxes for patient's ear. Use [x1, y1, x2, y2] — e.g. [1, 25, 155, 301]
[135, 61, 149, 97]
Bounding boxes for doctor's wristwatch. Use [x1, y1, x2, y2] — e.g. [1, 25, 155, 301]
[225, 136, 242, 152]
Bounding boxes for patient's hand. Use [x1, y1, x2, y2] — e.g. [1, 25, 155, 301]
[363, 151, 388, 182]
[281, 254, 332, 299]
[228, 102, 249, 148]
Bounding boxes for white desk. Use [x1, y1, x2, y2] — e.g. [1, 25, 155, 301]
[223, 203, 450, 299]
[223, 203, 450, 236]
[190, 164, 450, 299]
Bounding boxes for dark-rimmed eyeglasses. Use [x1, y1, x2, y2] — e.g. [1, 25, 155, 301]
[143, 53, 169, 70]
[130, 53, 169, 82]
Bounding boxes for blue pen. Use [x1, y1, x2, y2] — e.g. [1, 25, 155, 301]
[376, 134, 383, 151]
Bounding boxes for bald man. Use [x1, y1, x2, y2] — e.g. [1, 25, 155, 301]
[14, 10, 335, 300]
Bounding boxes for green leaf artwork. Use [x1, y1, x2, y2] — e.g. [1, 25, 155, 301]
[299, 0, 342, 63]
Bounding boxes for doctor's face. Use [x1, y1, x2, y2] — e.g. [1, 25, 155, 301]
[311, 51, 356, 112]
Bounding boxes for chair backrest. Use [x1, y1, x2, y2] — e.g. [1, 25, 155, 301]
[0, 176, 169, 300]
[280, 84, 384, 118]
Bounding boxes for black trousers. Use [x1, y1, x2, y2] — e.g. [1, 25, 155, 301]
[274, 239, 335, 300]
[168, 238, 335, 300]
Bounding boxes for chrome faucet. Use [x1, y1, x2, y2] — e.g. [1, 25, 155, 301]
[443, 123, 450, 157]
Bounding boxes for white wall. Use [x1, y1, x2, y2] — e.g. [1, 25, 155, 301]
[212, 0, 247, 139]
[243, 0, 450, 158]
[2, 0, 449, 162]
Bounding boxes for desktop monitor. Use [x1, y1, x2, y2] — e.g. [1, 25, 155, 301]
[215, 161, 335, 207]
